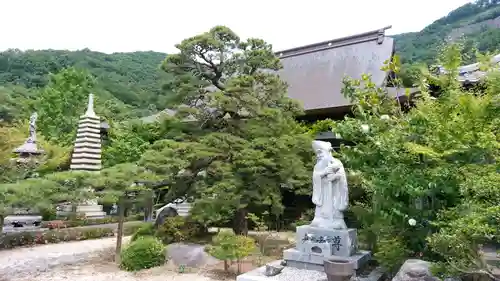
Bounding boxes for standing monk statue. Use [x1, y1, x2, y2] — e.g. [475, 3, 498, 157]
[310, 140, 348, 229]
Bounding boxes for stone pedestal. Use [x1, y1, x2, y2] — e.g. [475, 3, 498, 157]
[283, 225, 371, 271]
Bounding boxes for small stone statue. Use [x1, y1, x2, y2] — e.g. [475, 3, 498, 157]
[27, 112, 38, 143]
[310, 140, 348, 229]
[110, 203, 118, 214]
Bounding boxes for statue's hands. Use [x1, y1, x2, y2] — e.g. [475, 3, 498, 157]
[325, 165, 340, 181]
[326, 173, 337, 181]
[325, 165, 339, 175]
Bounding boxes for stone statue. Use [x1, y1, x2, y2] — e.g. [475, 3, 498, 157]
[310, 140, 348, 229]
[27, 112, 38, 143]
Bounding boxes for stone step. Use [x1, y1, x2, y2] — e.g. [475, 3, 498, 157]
[75, 205, 104, 212]
[82, 211, 107, 219]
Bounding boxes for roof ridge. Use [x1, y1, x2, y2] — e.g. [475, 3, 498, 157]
[275, 26, 392, 59]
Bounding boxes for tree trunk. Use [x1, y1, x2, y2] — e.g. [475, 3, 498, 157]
[0, 215, 4, 234]
[115, 197, 125, 264]
[232, 208, 248, 235]
[237, 259, 242, 274]
[224, 260, 229, 272]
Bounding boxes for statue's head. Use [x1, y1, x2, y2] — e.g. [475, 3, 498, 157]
[312, 140, 332, 162]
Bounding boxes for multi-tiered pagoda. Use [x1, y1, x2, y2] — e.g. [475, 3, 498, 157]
[70, 93, 102, 171]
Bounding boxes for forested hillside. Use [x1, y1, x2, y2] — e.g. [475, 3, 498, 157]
[0, 49, 171, 122]
[395, 0, 500, 65]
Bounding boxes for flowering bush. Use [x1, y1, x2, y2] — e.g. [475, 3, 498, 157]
[45, 220, 68, 229]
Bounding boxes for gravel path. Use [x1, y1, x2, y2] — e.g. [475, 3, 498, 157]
[8, 262, 218, 281]
[0, 237, 219, 281]
[0, 236, 131, 280]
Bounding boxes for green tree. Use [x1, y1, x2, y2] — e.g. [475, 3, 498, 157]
[36, 67, 95, 146]
[206, 231, 256, 273]
[139, 26, 312, 235]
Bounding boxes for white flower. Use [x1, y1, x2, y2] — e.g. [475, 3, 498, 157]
[380, 115, 390, 120]
[361, 124, 370, 133]
[408, 218, 417, 226]
[375, 141, 381, 146]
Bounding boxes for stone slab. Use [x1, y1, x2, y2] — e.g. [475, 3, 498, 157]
[283, 248, 371, 270]
[237, 261, 384, 281]
[296, 225, 357, 257]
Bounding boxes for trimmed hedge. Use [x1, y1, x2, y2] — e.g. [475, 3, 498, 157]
[41, 215, 142, 229]
[0, 221, 148, 250]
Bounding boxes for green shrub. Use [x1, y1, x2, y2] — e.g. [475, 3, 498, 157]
[154, 216, 206, 244]
[155, 216, 186, 244]
[123, 221, 150, 235]
[373, 237, 410, 274]
[131, 222, 155, 241]
[206, 231, 256, 273]
[40, 207, 57, 221]
[120, 237, 166, 271]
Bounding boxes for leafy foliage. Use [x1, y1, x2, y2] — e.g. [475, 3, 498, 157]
[35, 67, 95, 146]
[120, 236, 166, 271]
[131, 222, 155, 242]
[206, 231, 256, 273]
[154, 216, 187, 244]
[310, 43, 499, 276]
[154, 216, 206, 244]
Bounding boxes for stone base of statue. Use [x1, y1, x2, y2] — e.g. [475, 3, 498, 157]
[236, 225, 376, 281]
[283, 225, 371, 271]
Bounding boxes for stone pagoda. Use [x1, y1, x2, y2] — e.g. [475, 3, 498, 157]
[63, 93, 105, 218]
[12, 112, 44, 163]
[70, 93, 102, 171]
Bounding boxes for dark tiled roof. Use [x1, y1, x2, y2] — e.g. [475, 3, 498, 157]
[275, 26, 394, 111]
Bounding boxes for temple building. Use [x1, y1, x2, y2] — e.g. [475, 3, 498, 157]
[439, 52, 500, 85]
[70, 94, 102, 171]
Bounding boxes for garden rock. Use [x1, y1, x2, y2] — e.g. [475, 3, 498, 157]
[392, 259, 440, 281]
[264, 260, 285, 276]
[166, 243, 219, 268]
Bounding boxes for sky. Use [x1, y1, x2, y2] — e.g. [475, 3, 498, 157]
[1, 0, 473, 54]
